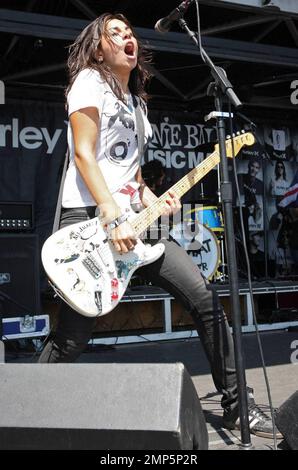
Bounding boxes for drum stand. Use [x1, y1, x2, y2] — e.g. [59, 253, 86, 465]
[179, 15, 253, 449]
[216, 165, 229, 283]
[216, 237, 228, 283]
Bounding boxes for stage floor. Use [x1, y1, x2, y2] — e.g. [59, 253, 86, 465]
[6, 329, 298, 450]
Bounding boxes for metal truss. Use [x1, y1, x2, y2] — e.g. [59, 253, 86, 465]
[0, 6, 298, 106]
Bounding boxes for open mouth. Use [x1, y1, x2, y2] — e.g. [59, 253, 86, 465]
[124, 42, 136, 58]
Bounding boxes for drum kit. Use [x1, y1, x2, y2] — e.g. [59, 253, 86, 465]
[130, 176, 228, 286]
[129, 208, 226, 289]
[169, 176, 228, 282]
[170, 203, 227, 282]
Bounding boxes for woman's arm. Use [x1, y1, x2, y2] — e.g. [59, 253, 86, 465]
[70, 107, 120, 217]
[269, 177, 275, 196]
[70, 107, 136, 253]
[135, 167, 159, 208]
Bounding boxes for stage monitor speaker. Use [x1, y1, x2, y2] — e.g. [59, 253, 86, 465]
[275, 390, 298, 449]
[0, 363, 208, 450]
[0, 234, 41, 317]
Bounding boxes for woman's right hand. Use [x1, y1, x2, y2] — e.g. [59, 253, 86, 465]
[110, 220, 137, 253]
[98, 201, 137, 253]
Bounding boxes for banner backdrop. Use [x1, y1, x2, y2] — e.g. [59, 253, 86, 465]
[145, 110, 219, 202]
[235, 126, 298, 279]
[0, 100, 297, 285]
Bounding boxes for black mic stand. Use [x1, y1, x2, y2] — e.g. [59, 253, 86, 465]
[178, 18, 252, 449]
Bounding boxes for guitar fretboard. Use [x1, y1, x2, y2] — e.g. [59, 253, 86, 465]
[131, 150, 220, 237]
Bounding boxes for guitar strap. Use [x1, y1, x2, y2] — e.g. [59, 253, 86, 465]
[132, 95, 145, 162]
[52, 96, 145, 234]
[52, 147, 69, 234]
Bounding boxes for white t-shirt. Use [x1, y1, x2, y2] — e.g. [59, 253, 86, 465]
[269, 177, 290, 197]
[62, 68, 152, 208]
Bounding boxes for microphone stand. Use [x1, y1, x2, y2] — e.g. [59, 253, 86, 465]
[178, 18, 252, 448]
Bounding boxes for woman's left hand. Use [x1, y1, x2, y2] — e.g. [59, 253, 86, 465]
[161, 191, 182, 216]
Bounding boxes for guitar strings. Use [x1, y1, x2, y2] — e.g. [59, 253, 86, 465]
[132, 150, 220, 236]
[132, 134, 249, 236]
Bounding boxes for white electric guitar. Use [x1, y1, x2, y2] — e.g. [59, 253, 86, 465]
[42, 132, 255, 317]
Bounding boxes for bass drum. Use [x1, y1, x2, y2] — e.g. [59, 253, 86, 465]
[170, 221, 220, 280]
[186, 206, 224, 233]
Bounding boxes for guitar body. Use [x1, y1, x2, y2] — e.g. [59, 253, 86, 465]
[42, 216, 165, 317]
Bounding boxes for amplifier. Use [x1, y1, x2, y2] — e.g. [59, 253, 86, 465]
[0, 202, 33, 231]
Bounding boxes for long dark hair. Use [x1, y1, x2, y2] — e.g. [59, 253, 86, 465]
[66, 13, 152, 103]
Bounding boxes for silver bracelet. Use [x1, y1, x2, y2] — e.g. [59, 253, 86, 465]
[107, 213, 129, 231]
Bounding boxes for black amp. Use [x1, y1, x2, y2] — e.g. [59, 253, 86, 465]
[0, 202, 34, 231]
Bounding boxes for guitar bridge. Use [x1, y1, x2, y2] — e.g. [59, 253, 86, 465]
[82, 254, 101, 279]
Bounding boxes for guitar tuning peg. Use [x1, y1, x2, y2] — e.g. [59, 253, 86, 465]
[226, 135, 231, 139]
[241, 129, 245, 134]
[236, 131, 240, 136]
[232, 133, 235, 137]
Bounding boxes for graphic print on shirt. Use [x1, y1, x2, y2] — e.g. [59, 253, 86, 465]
[102, 91, 137, 166]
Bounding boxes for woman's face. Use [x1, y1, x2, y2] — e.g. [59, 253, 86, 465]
[100, 19, 138, 75]
[276, 163, 284, 175]
[248, 204, 255, 214]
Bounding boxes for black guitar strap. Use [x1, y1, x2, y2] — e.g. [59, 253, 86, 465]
[52, 148, 69, 234]
[132, 95, 145, 161]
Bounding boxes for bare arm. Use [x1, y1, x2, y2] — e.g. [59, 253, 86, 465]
[70, 107, 136, 252]
[135, 167, 159, 207]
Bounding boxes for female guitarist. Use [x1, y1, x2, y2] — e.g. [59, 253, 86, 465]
[38, 12, 278, 439]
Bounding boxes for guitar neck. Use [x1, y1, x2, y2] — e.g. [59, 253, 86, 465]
[132, 150, 220, 237]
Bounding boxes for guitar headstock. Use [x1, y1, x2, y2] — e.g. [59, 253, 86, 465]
[215, 131, 255, 158]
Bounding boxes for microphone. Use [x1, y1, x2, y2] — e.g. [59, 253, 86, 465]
[154, 0, 194, 33]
